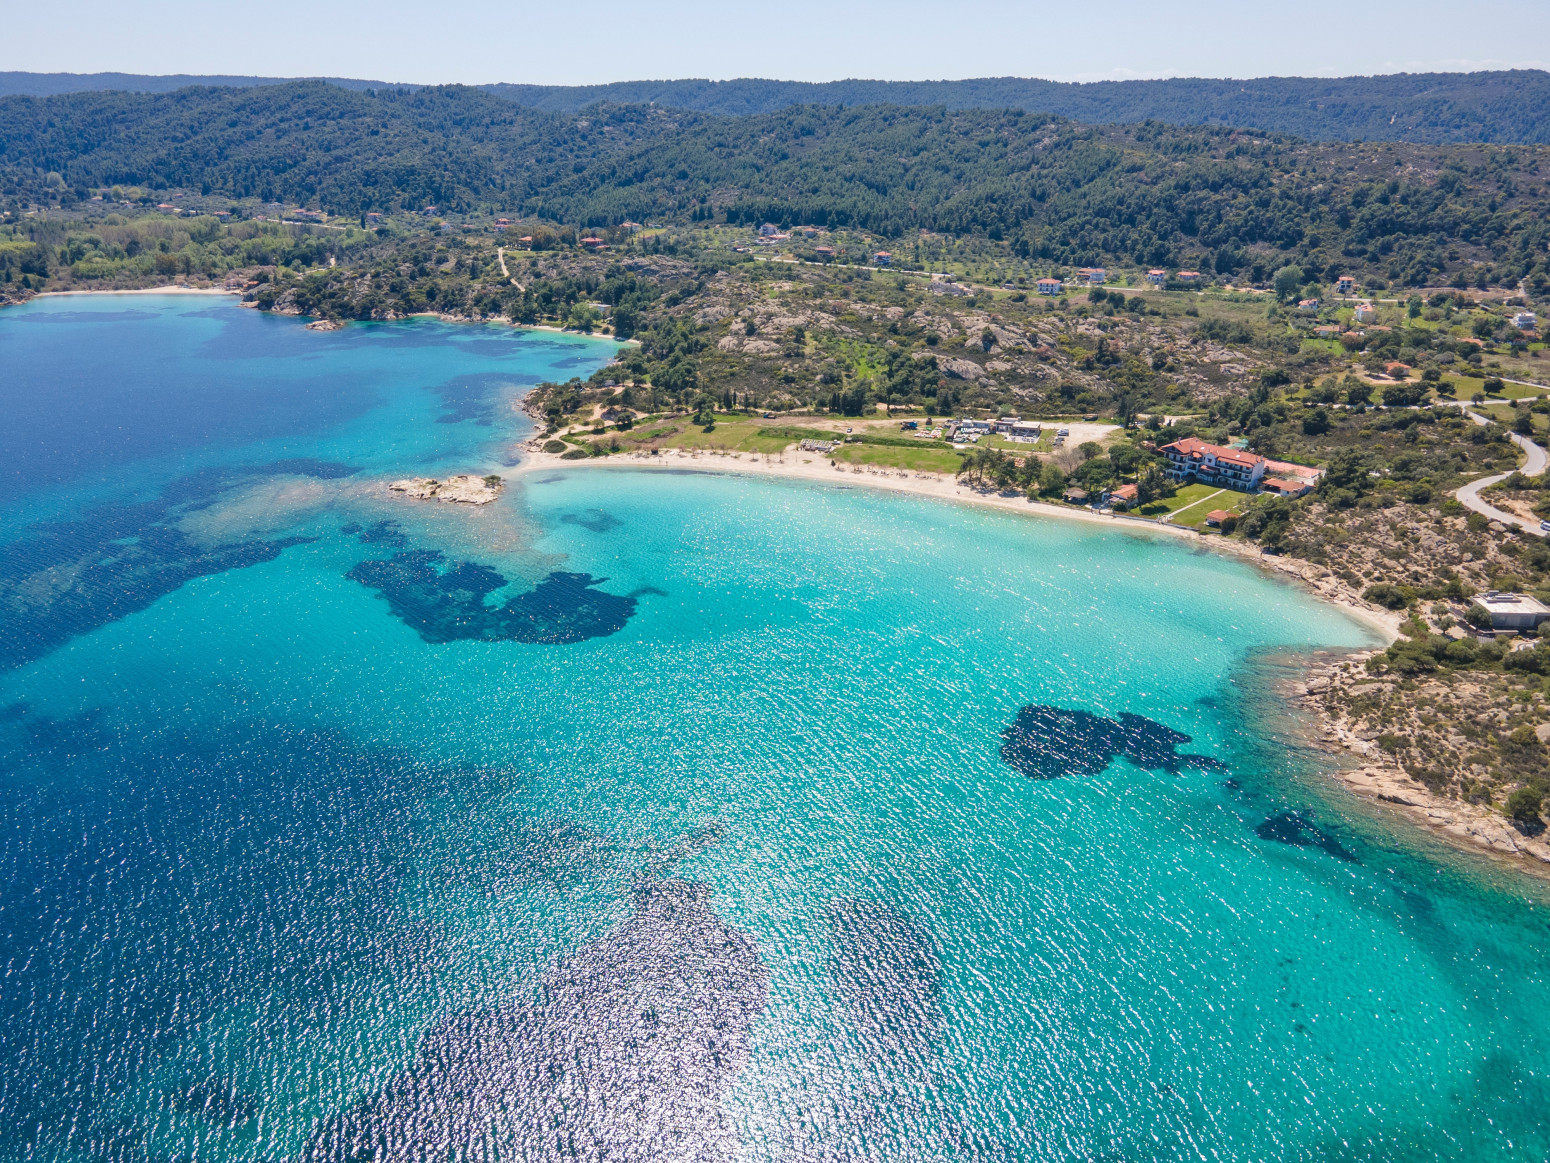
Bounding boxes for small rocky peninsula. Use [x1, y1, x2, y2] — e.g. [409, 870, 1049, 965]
[1295, 653, 1550, 866]
[388, 474, 503, 504]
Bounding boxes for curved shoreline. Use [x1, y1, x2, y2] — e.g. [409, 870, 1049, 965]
[512, 445, 1403, 644]
[510, 447, 1550, 878]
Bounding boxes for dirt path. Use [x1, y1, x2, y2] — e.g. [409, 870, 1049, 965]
[497, 247, 521, 290]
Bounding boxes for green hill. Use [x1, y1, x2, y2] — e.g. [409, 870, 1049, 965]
[4, 81, 1548, 286]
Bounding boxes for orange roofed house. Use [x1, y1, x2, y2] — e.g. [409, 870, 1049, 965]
[1157, 438, 1268, 491]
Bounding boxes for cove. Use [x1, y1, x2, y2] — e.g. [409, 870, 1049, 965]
[2, 295, 1549, 1163]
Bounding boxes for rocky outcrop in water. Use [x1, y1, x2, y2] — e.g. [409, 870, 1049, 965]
[305, 878, 768, 1163]
[1254, 810, 1358, 863]
[1000, 705, 1226, 781]
[347, 551, 641, 645]
[389, 474, 502, 504]
[0, 459, 355, 669]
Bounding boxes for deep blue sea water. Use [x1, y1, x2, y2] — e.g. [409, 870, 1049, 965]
[3, 294, 1550, 1162]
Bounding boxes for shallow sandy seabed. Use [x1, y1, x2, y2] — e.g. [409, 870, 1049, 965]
[510, 445, 1550, 878]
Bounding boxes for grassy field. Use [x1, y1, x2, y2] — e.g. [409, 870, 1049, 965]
[1493, 381, 1549, 400]
[831, 443, 965, 473]
[1471, 402, 1549, 430]
[1135, 483, 1225, 519]
[982, 432, 1054, 452]
[1168, 492, 1243, 529]
[661, 422, 809, 453]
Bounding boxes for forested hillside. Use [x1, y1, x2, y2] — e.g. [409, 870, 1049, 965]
[4, 81, 1550, 287]
[4, 69, 1548, 143]
[488, 72, 1550, 145]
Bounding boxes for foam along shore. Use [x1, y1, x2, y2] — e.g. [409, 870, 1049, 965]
[514, 444, 1403, 644]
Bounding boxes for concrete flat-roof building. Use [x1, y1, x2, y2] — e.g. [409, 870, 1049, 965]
[1474, 591, 1550, 630]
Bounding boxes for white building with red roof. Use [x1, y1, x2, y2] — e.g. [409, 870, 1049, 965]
[1158, 437, 1268, 490]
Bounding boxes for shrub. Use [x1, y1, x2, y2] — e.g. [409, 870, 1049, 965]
[542, 440, 566, 453]
[1464, 603, 1495, 630]
[1363, 583, 1411, 609]
[560, 448, 591, 460]
[1505, 645, 1550, 674]
[1507, 786, 1544, 825]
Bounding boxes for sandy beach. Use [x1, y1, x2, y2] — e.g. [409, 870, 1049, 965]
[513, 444, 1404, 643]
[34, 285, 241, 298]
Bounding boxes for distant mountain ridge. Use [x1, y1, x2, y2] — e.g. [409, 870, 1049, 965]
[2, 69, 1548, 142]
[0, 71, 397, 98]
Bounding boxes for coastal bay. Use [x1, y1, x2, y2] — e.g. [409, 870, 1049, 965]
[3, 297, 1550, 1161]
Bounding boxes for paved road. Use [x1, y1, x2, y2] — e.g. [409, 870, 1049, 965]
[1454, 407, 1549, 535]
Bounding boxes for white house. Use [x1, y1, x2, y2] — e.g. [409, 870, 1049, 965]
[1474, 592, 1550, 630]
[1158, 437, 1267, 491]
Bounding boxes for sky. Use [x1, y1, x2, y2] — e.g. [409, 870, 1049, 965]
[4, 0, 1548, 85]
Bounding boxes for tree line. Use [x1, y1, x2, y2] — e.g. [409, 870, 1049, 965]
[4, 82, 1550, 288]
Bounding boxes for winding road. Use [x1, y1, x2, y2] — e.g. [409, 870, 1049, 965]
[1454, 407, 1549, 535]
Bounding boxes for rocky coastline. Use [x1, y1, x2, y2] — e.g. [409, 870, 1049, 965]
[1288, 652, 1550, 870]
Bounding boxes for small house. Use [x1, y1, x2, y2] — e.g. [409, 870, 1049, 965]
[758, 223, 780, 236]
[1335, 276, 1355, 294]
[1354, 302, 1377, 323]
[1261, 477, 1312, 498]
[873, 251, 891, 266]
[1298, 298, 1321, 312]
[1204, 509, 1241, 527]
[1474, 592, 1550, 630]
[1176, 271, 1201, 285]
[814, 246, 835, 260]
[1147, 270, 1166, 287]
[1515, 311, 1538, 331]
[1036, 278, 1063, 296]
[1106, 483, 1139, 509]
[1079, 267, 1107, 285]
[580, 237, 605, 249]
[1063, 486, 1090, 504]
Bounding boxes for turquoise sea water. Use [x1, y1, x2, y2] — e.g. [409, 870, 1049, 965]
[3, 294, 1550, 1162]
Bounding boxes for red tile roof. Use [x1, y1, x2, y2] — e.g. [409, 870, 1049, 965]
[1263, 477, 1311, 494]
[1160, 437, 1266, 471]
